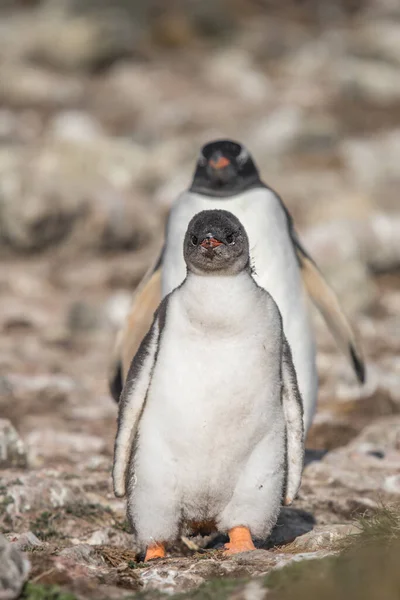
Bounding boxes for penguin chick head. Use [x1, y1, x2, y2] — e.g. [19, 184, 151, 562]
[184, 209, 250, 276]
[190, 139, 261, 197]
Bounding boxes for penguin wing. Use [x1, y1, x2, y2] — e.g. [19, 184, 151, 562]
[288, 221, 365, 384]
[294, 234, 365, 384]
[273, 194, 365, 383]
[281, 336, 304, 506]
[108, 252, 163, 403]
[112, 297, 167, 497]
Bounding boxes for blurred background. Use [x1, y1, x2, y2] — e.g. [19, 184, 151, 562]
[0, 0, 400, 593]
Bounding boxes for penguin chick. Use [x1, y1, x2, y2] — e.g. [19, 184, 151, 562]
[109, 140, 365, 436]
[113, 209, 304, 561]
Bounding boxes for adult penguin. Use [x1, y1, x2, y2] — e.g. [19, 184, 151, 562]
[109, 139, 365, 432]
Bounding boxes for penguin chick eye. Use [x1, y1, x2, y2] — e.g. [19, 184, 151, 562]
[191, 235, 198, 246]
[226, 234, 235, 245]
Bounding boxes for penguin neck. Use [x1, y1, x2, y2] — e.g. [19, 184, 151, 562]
[180, 269, 258, 331]
[189, 176, 265, 198]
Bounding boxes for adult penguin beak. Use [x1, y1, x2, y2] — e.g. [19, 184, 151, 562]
[208, 153, 230, 170]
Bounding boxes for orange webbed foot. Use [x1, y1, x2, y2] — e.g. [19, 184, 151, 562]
[223, 526, 256, 556]
[144, 542, 166, 561]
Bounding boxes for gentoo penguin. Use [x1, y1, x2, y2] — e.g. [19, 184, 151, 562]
[113, 210, 304, 560]
[109, 140, 365, 433]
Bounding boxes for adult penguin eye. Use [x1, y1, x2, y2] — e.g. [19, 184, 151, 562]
[226, 234, 235, 245]
[191, 235, 198, 246]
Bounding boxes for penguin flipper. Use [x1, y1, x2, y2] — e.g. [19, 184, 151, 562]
[108, 264, 162, 402]
[112, 305, 163, 498]
[281, 337, 304, 506]
[293, 234, 366, 384]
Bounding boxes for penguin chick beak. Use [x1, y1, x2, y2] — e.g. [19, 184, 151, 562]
[200, 237, 223, 249]
[208, 156, 230, 170]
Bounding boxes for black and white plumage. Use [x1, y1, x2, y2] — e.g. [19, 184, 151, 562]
[109, 140, 365, 433]
[113, 210, 304, 551]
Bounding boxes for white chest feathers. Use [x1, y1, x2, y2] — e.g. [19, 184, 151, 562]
[161, 188, 317, 432]
[148, 272, 284, 433]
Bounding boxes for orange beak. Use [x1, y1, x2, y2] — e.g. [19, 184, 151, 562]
[201, 237, 223, 249]
[209, 156, 230, 170]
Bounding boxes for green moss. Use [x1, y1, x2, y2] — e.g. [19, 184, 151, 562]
[29, 503, 116, 542]
[0, 480, 21, 502]
[0, 512, 13, 533]
[61, 474, 78, 481]
[122, 577, 250, 600]
[64, 502, 112, 520]
[113, 517, 132, 533]
[30, 511, 60, 541]
[266, 555, 335, 591]
[0, 495, 14, 507]
[265, 505, 400, 600]
[127, 592, 164, 600]
[32, 511, 53, 527]
[183, 578, 249, 599]
[127, 560, 136, 568]
[340, 504, 400, 552]
[21, 583, 78, 600]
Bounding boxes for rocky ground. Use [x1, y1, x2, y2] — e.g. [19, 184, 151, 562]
[0, 1, 400, 598]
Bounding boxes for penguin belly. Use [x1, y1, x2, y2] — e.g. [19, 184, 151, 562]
[127, 276, 286, 545]
[162, 189, 317, 432]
